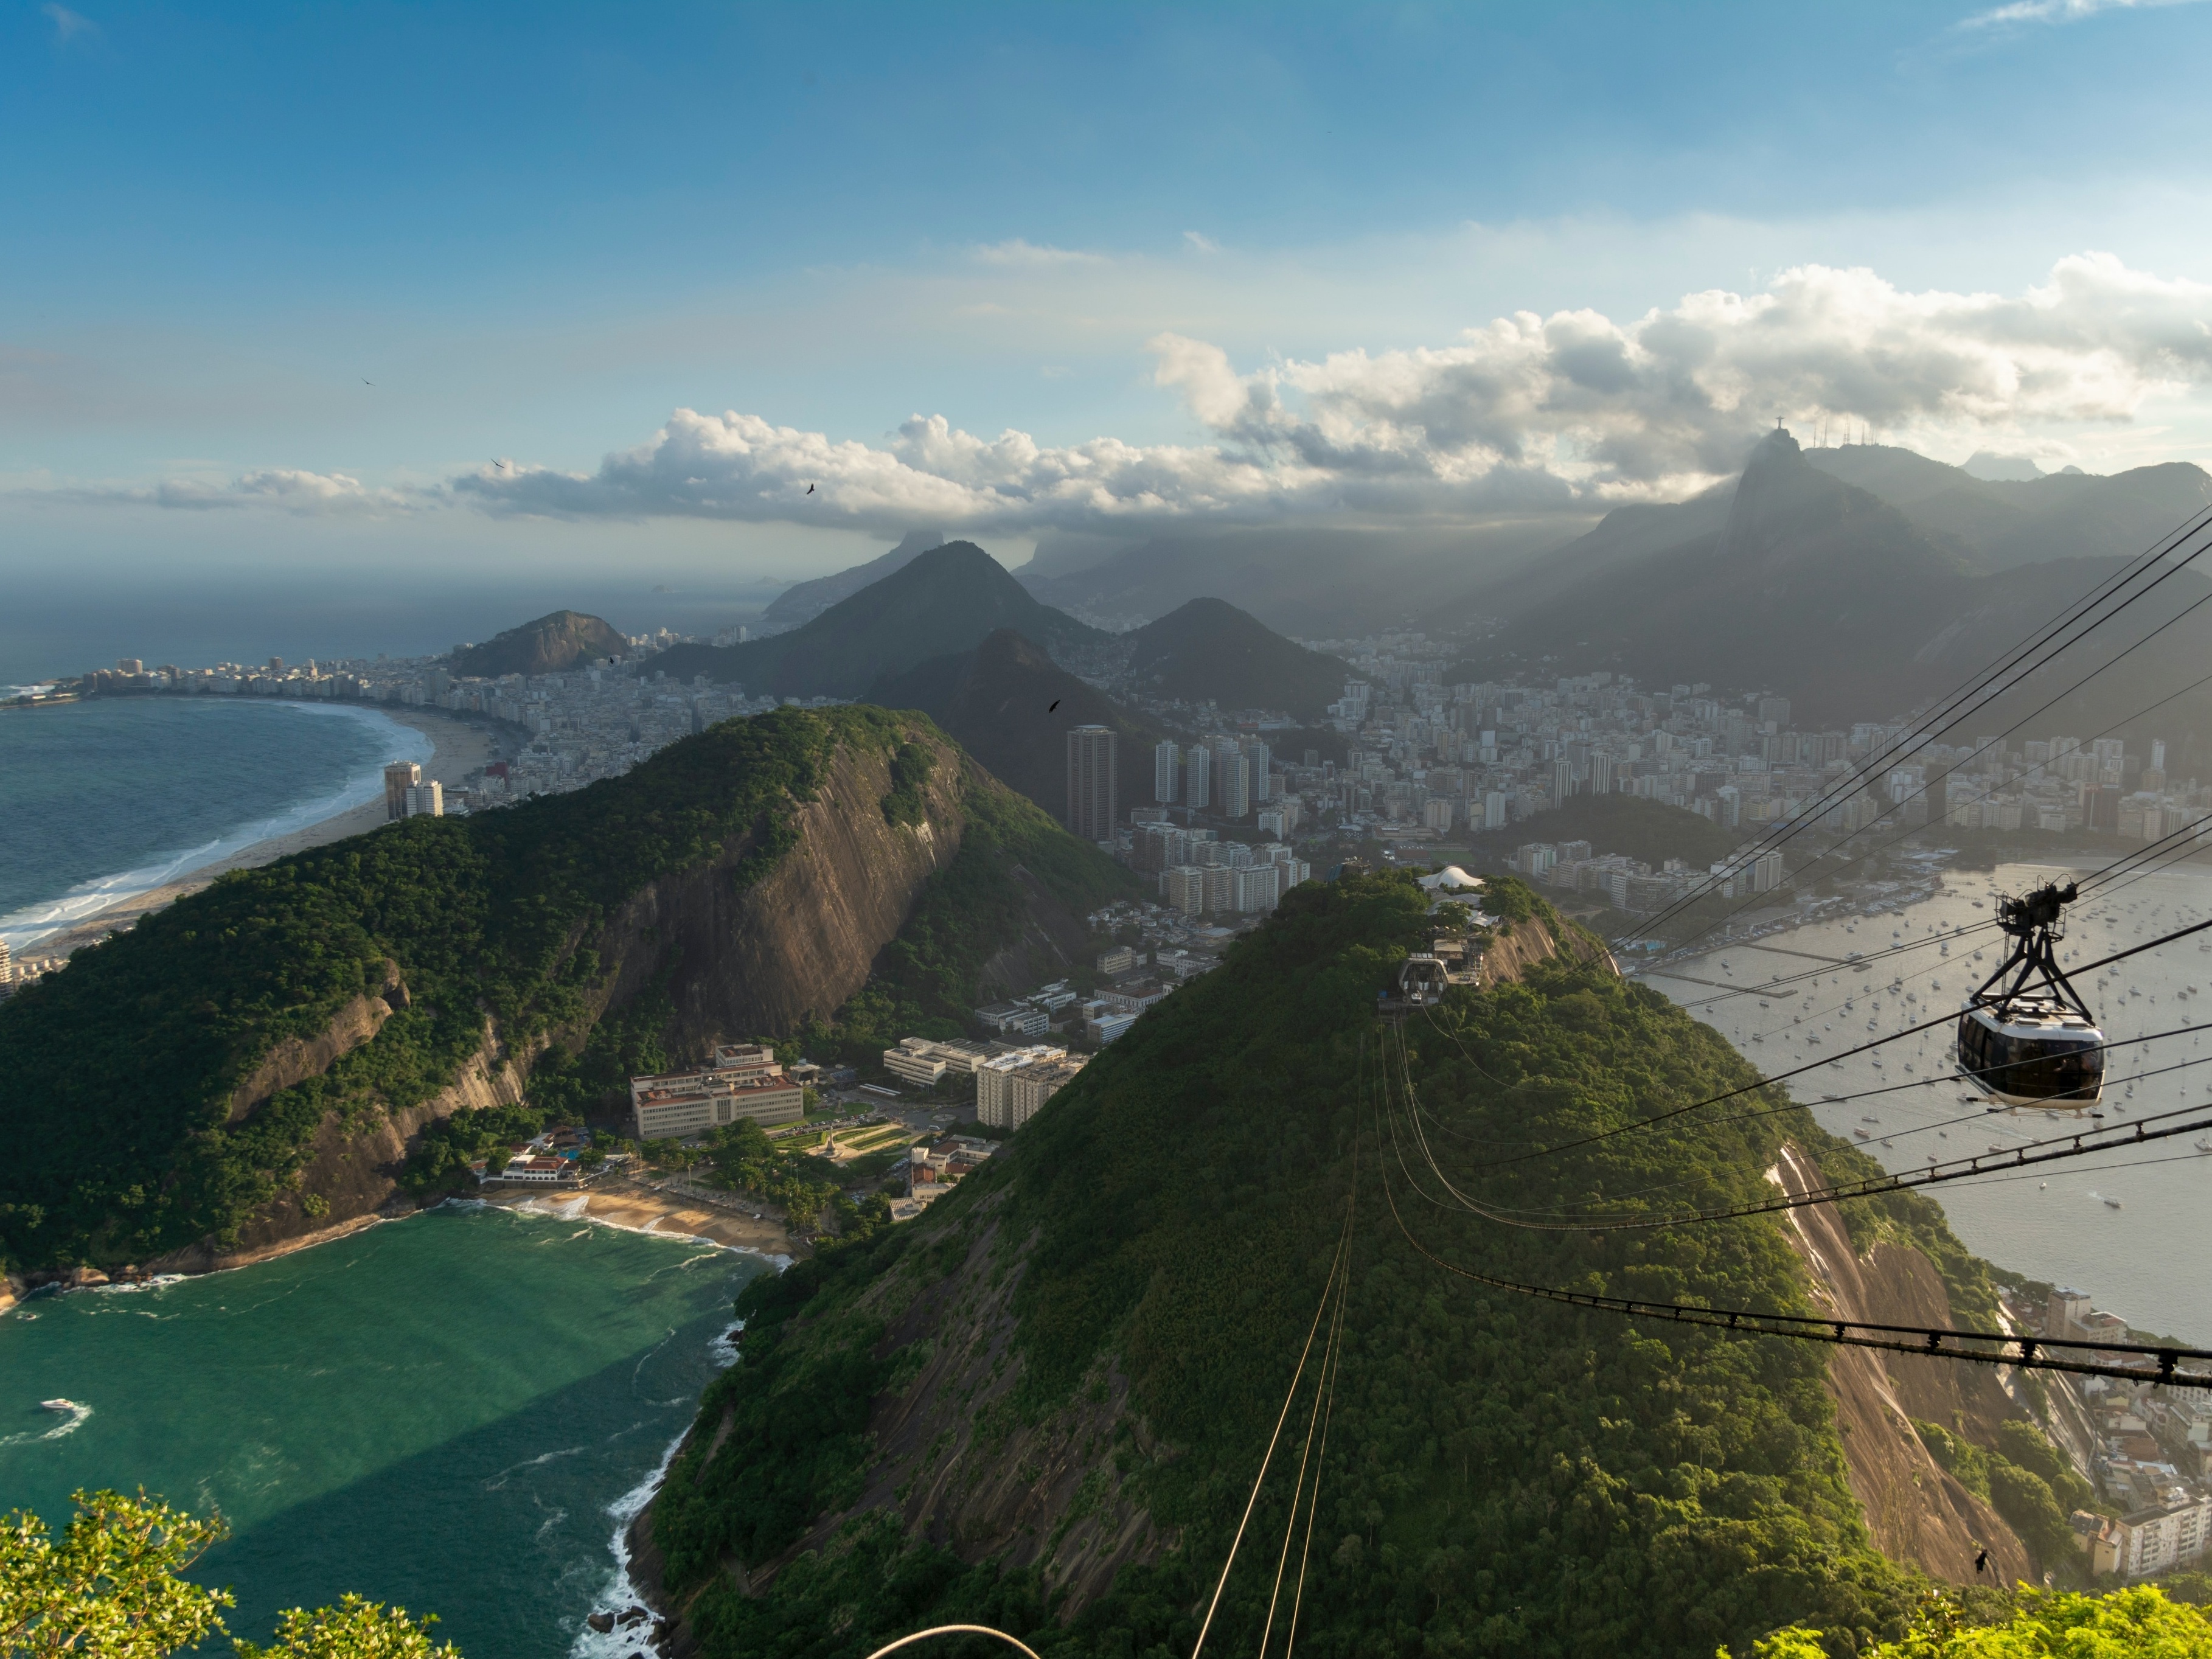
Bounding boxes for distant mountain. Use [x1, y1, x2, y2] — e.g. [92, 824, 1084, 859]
[1449, 430, 2212, 746]
[1473, 431, 1981, 721]
[1018, 523, 1577, 636]
[1119, 597, 1352, 719]
[759, 529, 946, 633]
[868, 629, 1163, 823]
[652, 541, 1107, 699]
[1805, 445, 2212, 572]
[450, 610, 627, 678]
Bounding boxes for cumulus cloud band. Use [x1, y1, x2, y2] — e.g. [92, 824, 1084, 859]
[55, 253, 2212, 532]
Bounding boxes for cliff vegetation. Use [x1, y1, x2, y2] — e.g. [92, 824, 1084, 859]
[636, 871, 2067, 1659]
[0, 706, 1127, 1272]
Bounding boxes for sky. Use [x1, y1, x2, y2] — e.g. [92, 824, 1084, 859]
[12, 0, 2212, 670]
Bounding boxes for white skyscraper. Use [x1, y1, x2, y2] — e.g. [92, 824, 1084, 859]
[404, 781, 445, 818]
[1154, 740, 1181, 804]
[1185, 743, 1211, 812]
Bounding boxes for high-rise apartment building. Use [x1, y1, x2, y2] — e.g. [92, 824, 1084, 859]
[1153, 740, 1180, 804]
[383, 762, 423, 821]
[1184, 743, 1211, 812]
[404, 781, 445, 818]
[1212, 738, 1250, 818]
[1242, 739, 1273, 803]
[1065, 725, 1118, 842]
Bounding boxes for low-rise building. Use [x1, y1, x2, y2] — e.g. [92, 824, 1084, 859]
[882, 1037, 1003, 1088]
[630, 1051, 805, 1139]
[976, 1047, 1088, 1130]
[501, 1156, 574, 1184]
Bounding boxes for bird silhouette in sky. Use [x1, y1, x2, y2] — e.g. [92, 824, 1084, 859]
[1048, 700, 1060, 712]
[805, 482, 816, 495]
[493, 461, 507, 470]
[362, 379, 374, 386]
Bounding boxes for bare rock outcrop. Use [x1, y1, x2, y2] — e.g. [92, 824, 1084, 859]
[1479, 914, 1618, 987]
[1770, 1143, 2031, 1585]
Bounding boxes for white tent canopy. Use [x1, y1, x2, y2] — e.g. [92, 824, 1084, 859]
[1419, 866, 1483, 892]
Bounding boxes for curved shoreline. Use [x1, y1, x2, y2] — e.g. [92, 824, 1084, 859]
[5, 707, 500, 959]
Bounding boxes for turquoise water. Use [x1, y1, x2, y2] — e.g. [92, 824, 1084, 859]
[0, 698, 428, 950]
[0, 1204, 763, 1658]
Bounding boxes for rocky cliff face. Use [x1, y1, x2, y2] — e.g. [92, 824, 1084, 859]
[165, 729, 986, 1271]
[1770, 1144, 2031, 1584]
[596, 737, 971, 1046]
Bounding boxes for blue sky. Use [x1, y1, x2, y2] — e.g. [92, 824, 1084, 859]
[10, 0, 2212, 649]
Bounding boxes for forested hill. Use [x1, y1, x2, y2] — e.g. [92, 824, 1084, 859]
[0, 707, 1132, 1275]
[639, 872, 2049, 1659]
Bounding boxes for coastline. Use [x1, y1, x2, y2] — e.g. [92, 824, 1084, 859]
[478, 1177, 805, 1262]
[21, 706, 502, 961]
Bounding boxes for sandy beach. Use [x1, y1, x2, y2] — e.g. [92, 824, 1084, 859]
[29, 706, 507, 959]
[479, 1177, 804, 1261]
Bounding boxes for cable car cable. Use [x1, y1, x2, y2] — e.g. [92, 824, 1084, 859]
[1363, 1046, 2212, 1388]
[1480, 911, 2212, 1171]
[1619, 509, 2212, 945]
[1632, 578, 2212, 959]
[1189, 1132, 1358, 1659]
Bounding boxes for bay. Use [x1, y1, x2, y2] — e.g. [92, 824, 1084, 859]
[1644, 858, 2212, 1346]
[0, 1204, 764, 1658]
[0, 698, 428, 950]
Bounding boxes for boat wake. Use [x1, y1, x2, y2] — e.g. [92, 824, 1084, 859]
[2, 1400, 92, 1445]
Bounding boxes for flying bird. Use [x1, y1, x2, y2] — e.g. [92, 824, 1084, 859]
[1048, 700, 1060, 712]
[493, 461, 508, 470]
[362, 379, 374, 386]
[805, 482, 816, 495]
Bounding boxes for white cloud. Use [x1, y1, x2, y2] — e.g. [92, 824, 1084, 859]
[1956, 0, 2203, 30]
[43, 3, 96, 42]
[972, 239, 1107, 268]
[35, 254, 2212, 535]
[55, 467, 412, 513]
[443, 254, 2212, 534]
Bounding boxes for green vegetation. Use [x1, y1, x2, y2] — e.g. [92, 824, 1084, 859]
[1913, 1422, 2081, 1576]
[1, 1489, 456, 1657]
[644, 870, 2017, 1658]
[700, 1119, 839, 1230]
[1744, 1585, 2212, 1658]
[0, 705, 1125, 1271]
[447, 609, 625, 678]
[1121, 596, 1349, 719]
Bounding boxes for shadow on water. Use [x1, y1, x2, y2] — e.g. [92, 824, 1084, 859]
[202, 1335, 726, 1659]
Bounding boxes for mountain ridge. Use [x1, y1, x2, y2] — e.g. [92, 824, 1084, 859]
[450, 610, 628, 678]
[652, 542, 1105, 698]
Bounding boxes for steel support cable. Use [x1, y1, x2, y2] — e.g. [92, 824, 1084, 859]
[1257, 1201, 1354, 1659]
[1420, 877, 2202, 1161]
[1482, 913, 2212, 1171]
[1189, 1137, 1358, 1659]
[1388, 976, 2212, 1231]
[1407, 1050, 2212, 1231]
[1475, 1046, 2212, 1219]
[1622, 509, 2212, 944]
[1405, 1003, 2212, 1178]
[1640, 573, 2212, 959]
[1280, 1248, 1348, 1659]
[1365, 1066, 2212, 1388]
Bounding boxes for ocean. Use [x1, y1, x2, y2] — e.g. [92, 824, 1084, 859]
[1644, 858, 2212, 1347]
[0, 697, 429, 951]
[0, 1203, 765, 1659]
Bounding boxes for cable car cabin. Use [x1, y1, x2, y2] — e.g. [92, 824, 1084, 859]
[1379, 953, 1450, 1015]
[1956, 998, 2104, 1108]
